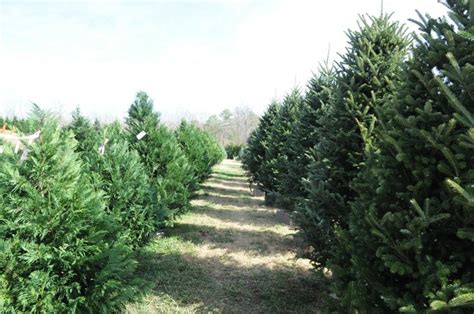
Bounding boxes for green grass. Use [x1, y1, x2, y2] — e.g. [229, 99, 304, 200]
[126, 161, 323, 313]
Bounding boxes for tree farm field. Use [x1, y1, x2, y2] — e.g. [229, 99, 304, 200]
[126, 160, 322, 313]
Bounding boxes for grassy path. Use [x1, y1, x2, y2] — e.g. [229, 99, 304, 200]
[126, 160, 321, 313]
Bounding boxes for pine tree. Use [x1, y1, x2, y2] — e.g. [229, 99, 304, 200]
[0, 117, 136, 312]
[296, 13, 410, 276]
[345, 1, 474, 311]
[267, 88, 305, 207]
[280, 65, 336, 207]
[126, 91, 194, 223]
[242, 100, 281, 196]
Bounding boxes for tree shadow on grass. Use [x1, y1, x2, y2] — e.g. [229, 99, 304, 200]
[164, 222, 297, 256]
[203, 185, 250, 197]
[192, 204, 279, 224]
[196, 193, 264, 208]
[212, 170, 247, 180]
[130, 247, 325, 313]
[206, 178, 250, 189]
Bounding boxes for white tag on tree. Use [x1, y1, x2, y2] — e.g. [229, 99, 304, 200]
[14, 142, 20, 154]
[136, 131, 147, 140]
[19, 148, 29, 162]
[98, 138, 108, 156]
[0, 146, 3, 154]
[98, 144, 106, 155]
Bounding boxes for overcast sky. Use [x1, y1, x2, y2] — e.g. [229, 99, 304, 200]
[0, 0, 447, 122]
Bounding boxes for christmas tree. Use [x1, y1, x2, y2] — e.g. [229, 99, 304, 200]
[242, 100, 281, 196]
[175, 120, 225, 186]
[0, 117, 136, 312]
[266, 88, 305, 207]
[126, 91, 194, 224]
[346, 1, 474, 311]
[281, 65, 336, 208]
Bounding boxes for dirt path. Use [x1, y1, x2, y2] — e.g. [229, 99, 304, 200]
[127, 160, 321, 313]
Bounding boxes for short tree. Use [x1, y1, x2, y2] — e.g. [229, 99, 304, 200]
[0, 118, 136, 312]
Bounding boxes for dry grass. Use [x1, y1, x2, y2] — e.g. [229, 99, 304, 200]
[126, 160, 322, 313]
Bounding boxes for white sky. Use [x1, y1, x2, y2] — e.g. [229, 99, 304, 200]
[0, 0, 447, 122]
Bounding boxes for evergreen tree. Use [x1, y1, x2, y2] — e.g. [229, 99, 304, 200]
[345, 1, 474, 311]
[68, 112, 156, 247]
[175, 120, 225, 186]
[93, 139, 155, 248]
[296, 13, 410, 274]
[126, 91, 194, 223]
[242, 100, 281, 195]
[68, 108, 102, 165]
[267, 88, 305, 207]
[0, 118, 136, 312]
[280, 66, 336, 207]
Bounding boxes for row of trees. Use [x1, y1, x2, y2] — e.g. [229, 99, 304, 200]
[243, 1, 473, 312]
[0, 92, 225, 311]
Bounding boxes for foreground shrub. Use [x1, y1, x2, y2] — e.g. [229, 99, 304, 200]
[0, 118, 136, 312]
[69, 113, 156, 248]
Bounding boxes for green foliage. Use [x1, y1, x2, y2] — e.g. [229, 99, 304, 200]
[175, 120, 225, 185]
[242, 100, 281, 194]
[0, 105, 48, 134]
[68, 107, 102, 165]
[280, 67, 336, 207]
[266, 89, 306, 206]
[241, 7, 474, 312]
[126, 92, 195, 224]
[94, 139, 155, 248]
[69, 112, 156, 248]
[225, 144, 245, 160]
[344, 1, 474, 311]
[0, 118, 137, 312]
[296, 14, 410, 277]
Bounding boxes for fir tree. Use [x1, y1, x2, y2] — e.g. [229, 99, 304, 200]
[346, 1, 474, 311]
[296, 14, 410, 276]
[242, 100, 281, 196]
[280, 65, 336, 207]
[81, 121, 156, 248]
[267, 88, 305, 207]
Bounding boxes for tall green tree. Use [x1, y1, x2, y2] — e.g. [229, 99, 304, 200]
[268, 88, 305, 207]
[280, 65, 336, 207]
[126, 91, 194, 224]
[297, 13, 410, 276]
[346, 1, 474, 311]
[242, 100, 281, 195]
